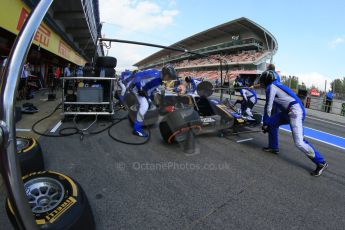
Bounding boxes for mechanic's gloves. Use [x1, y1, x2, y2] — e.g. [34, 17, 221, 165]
[262, 125, 269, 133]
[138, 89, 146, 97]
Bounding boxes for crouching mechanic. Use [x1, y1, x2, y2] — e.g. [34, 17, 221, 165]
[131, 65, 177, 137]
[259, 71, 328, 176]
[185, 76, 202, 94]
[234, 78, 257, 121]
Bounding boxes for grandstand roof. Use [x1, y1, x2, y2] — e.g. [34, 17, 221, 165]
[134, 17, 278, 68]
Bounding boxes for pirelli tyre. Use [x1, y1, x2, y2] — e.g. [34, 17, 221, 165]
[16, 137, 45, 176]
[159, 108, 201, 144]
[6, 171, 95, 230]
[96, 56, 117, 68]
[123, 92, 138, 109]
[128, 104, 159, 126]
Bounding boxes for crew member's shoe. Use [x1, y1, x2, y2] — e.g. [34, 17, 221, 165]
[262, 147, 279, 154]
[310, 162, 328, 177]
[245, 116, 256, 122]
[133, 129, 148, 137]
[133, 121, 148, 138]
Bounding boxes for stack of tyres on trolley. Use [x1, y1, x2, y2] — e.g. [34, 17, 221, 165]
[7, 137, 96, 230]
[94, 56, 117, 101]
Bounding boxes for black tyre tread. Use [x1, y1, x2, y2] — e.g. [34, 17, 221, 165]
[95, 67, 115, 77]
[96, 56, 117, 68]
[16, 137, 44, 176]
[159, 121, 173, 143]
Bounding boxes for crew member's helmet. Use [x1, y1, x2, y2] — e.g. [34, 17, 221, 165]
[161, 65, 177, 81]
[185, 76, 192, 83]
[259, 70, 276, 86]
[234, 78, 244, 91]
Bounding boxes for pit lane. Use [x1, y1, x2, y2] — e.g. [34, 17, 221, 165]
[0, 98, 344, 229]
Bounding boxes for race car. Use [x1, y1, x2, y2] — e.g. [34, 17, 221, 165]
[117, 80, 262, 143]
[158, 81, 262, 143]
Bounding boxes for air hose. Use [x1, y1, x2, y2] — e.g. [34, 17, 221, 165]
[31, 102, 151, 145]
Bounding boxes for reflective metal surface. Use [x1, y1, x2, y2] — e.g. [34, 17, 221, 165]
[0, 1, 53, 229]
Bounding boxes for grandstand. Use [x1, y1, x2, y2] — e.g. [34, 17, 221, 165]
[134, 17, 278, 83]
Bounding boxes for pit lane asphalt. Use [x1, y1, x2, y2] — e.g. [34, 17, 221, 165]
[0, 108, 344, 230]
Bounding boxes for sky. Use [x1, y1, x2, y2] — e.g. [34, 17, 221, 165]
[99, 0, 345, 90]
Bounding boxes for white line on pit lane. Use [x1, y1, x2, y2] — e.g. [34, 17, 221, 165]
[16, 128, 31, 132]
[236, 138, 254, 143]
[306, 116, 345, 128]
[255, 104, 345, 128]
[50, 121, 62, 133]
[279, 128, 345, 151]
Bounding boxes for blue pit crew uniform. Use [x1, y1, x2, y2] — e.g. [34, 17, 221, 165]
[263, 81, 326, 165]
[118, 70, 133, 103]
[186, 77, 202, 94]
[131, 69, 162, 137]
[238, 87, 257, 117]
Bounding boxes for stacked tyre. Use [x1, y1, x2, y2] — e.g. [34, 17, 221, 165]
[95, 56, 117, 77]
[16, 136, 44, 176]
[6, 171, 95, 230]
[7, 138, 95, 229]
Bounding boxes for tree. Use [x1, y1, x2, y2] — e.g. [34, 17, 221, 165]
[330, 77, 345, 99]
[281, 75, 299, 89]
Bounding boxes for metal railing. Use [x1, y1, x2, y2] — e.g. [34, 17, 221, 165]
[0, 1, 53, 229]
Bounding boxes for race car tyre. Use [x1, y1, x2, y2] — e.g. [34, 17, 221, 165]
[159, 121, 173, 143]
[95, 67, 115, 78]
[124, 92, 138, 109]
[252, 113, 263, 126]
[197, 81, 213, 98]
[96, 56, 117, 68]
[128, 104, 159, 126]
[159, 108, 201, 144]
[16, 137, 45, 176]
[6, 171, 95, 230]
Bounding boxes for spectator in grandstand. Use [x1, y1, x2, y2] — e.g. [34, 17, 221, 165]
[259, 70, 328, 176]
[185, 76, 202, 94]
[234, 78, 257, 121]
[325, 90, 333, 113]
[130, 65, 177, 137]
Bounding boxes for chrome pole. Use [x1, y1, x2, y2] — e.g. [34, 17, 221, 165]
[0, 1, 53, 229]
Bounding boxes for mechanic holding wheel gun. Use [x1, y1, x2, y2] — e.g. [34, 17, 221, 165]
[131, 65, 177, 137]
[234, 78, 257, 121]
[185, 76, 202, 94]
[259, 70, 328, 176]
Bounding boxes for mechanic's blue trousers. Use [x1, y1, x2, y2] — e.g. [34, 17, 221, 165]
[267, 104, 326, 165]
